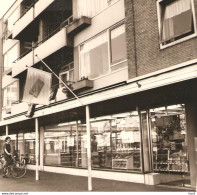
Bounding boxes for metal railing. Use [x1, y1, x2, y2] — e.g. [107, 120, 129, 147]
[34, 15, 73, 48]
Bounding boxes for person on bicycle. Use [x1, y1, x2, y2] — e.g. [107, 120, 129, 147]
[3, 137, 12, 178]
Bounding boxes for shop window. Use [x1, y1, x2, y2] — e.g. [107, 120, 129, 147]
[110, 24, 127, 65]
[44, 125, 78, 167]
[79, 31, 109, 79]
[82, 112, 142, 172]
[17, 133, 36, 164]
[59, 62, 74, 87]
[158, 0, 196, 47]
[150, 104, 189, 174]
[3, 81, 19, 108]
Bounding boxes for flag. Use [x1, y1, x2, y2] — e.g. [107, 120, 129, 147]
[23, 67, 52, 105]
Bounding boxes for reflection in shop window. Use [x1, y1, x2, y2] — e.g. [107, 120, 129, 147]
[44, 126, 78, 167]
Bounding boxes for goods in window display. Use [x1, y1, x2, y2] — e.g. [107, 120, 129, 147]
[151, 114, 189, 173]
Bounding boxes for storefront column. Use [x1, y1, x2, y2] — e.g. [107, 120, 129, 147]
[76, 121, 79, 167]
[185, 102, 197, 188]
[40, 126, 45, 171]
[86, 105, 92, 191]
[35, 118, 39, 180]
[6, 125, 8, 136]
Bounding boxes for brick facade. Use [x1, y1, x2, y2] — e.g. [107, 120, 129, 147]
[125, 0, 197, 79]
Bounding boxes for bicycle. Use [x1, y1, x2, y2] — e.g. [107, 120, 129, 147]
[0, 154, 27, 178]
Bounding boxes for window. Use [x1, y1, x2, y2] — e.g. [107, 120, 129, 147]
[87, 112, 142, 172]
[150, 105, 189, 174]
[59, 62, 74, 87]
[3, 81, 19, 108]
[80, 31, 109, 79]
[44, 124, 78, 167]
[4, 43, 19, 71]
[79, 24, 127, 79]
[110, 24, 127, 65]
[158, 0, 196, 46]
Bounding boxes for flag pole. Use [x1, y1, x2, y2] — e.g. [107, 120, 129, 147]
[35, 54, 83, 106]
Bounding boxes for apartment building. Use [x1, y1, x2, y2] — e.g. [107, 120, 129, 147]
[0, 0, 197, 190]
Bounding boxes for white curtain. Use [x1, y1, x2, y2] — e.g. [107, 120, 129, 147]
[77, 0, 108, 18]
[80, 31, 109, 79]
[162, 0, 192, 41]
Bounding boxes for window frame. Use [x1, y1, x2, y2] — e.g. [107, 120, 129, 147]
[109, 23, 127, 67]
[3, 80, 19, 108]
[157, 0, 197, 49]
[59, 62, 74, 88]
[78, 21, 127, 81]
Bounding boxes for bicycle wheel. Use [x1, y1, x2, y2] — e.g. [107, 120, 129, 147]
[11, 159, 26, 178]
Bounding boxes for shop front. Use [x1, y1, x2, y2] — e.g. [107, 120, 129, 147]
[0, 103, 191, 187]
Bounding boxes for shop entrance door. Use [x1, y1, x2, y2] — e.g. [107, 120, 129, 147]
[149, 104, 191, 187]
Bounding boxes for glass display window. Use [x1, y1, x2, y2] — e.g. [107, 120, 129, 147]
[80, 111, 143, 172]
[44, 124, 78, 167]
[150, 104, 189, 174]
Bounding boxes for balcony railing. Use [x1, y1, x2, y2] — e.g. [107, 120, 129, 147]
[34, 15, 73, 48]
[13, 15, 73, 65]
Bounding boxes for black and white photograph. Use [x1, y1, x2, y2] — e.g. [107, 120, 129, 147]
[0, 0, 196, 193]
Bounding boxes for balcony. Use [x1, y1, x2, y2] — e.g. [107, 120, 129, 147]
[12, 7, 34, 39]
[12, 0, 55, 40]
[12, 25, 72, 77]
[34, 0, 55, 18]
[67, 16, 91, 36]
[34, 27, 73, 64]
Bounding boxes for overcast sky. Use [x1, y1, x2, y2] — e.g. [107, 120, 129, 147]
[0, 0, 15, 19]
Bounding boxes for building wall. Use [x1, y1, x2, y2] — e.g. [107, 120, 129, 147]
[125, 0, 197, 79]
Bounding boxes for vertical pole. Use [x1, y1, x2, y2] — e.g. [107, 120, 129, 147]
[76, 121, 79, 167]
[40, 126, 44, 171]
[35, 118, 39, 180]
[6, 125, 8, 136]
[86, 105, 92, 191]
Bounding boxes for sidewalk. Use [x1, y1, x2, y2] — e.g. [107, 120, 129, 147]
[0, 170, 195, 192]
